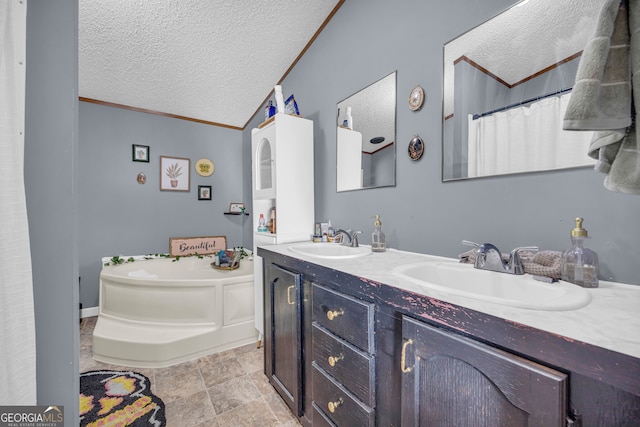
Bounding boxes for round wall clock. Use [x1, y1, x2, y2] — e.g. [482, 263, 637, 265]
[408, 85, 425, 111]
[195, 158, 215, 177]
[408, 134, 424, 161]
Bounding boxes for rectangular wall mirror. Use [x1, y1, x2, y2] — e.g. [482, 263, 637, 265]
[337, 71, 396, 192]
[442, 0, 602, 181]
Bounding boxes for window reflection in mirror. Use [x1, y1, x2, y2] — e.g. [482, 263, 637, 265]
[337, 71, 396, 192]
[442, 0, 602, 181]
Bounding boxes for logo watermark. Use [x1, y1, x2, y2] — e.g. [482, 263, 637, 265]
[0, 406, 63, 427]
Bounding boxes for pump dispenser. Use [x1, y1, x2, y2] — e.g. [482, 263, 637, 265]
[561, 217, 599, 288]
[371, 214, 386, 252]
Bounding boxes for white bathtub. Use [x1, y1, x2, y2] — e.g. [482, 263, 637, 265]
[93, 256, 256, 368]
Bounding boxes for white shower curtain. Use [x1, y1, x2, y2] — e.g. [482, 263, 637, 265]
[0, 0, 36, 404]
[468, 93, 595, 177]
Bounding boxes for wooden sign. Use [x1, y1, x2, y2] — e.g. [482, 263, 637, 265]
[169, 236, 226, 257]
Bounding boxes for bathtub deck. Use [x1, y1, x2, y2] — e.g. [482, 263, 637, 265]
[93, 315, 257, 368]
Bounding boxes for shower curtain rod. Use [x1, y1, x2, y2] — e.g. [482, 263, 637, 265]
[472, 87, 573, 120]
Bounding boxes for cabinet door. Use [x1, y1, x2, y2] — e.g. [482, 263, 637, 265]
[252, 125, 276, 199]
[401, 316, 567, 427]
[264, 264, 303, 416]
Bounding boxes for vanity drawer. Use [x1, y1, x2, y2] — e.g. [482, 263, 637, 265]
[312, 402, 336, 427]
[312, 362, 375, 427]
[313, 323, 375, 407]
[312, 283, 374, 353]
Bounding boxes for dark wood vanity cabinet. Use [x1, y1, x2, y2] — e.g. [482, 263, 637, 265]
[401, 315, 567, 426]
[261, 252, 640, 427]
[263, 264, 304, 417]
[311, 284, 376, 426]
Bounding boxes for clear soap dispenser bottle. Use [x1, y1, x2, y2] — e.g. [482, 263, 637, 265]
[371, 214, 386, 252]
[562, 217, 599, 288]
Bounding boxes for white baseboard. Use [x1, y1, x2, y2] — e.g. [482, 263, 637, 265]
[81, 306, 99, 318]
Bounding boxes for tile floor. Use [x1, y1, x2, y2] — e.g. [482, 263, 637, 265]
[80, 317, 301, 427]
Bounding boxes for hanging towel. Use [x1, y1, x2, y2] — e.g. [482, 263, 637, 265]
[563, 0, 640, 194]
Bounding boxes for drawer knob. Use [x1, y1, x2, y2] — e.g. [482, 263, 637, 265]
[328, 354, 344, 367]
[328, 397, 344, 413]
[326, 309, 344, 320]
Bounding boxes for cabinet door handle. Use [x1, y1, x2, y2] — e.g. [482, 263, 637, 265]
[401, 339, 414, 373]
[326, 308, 344, 320]
[327, 397, 344, 413]
[287, 286, 295, 305]
[328, 354, 344, 367]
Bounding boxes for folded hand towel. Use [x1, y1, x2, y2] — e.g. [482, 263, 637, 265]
[564, 0, 640, 194]
[563, 0, 631, 131]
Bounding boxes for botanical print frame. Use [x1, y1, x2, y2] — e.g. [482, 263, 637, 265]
[198, 185, 212, 200]
[132, 144, 149, 162]
[229, 202, 245, 213]
[160, 156, 190, 192]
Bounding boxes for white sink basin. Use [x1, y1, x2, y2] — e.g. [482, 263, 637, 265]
[392, 261, 591, 311]
[288, 243, 371, 260]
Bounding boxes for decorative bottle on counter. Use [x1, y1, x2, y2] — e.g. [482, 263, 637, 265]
[371, 214, 386, 252]
[561, 217, 599, 288]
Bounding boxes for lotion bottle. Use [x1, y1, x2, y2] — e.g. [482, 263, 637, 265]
[274, 85, 285, 114]
[561, 217, 599, 288]
[371, 214, 386, 252]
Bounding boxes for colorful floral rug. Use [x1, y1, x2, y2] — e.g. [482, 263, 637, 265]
[80, 370, 166, 427]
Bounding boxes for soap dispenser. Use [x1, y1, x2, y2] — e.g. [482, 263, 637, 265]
[562, 217, 599, 288]
[371, 214, 386, 252]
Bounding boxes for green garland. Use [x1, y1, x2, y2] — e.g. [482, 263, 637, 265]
[103, 247, 250, 267]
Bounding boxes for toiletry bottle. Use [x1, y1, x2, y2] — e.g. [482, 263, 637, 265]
[269, 207, 276, 234]
[265, 101, 275, 120]
[258, 213, 267, 232]
[561, 217, 599, 288]
[371, 214, 386, 252]
[346, 106, 353, 130]
[274, 86, 285, 114]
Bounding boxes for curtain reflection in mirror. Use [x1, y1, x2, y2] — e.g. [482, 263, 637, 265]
[467, 93, 595, 177]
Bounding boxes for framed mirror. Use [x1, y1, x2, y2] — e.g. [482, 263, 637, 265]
[442, 0, 602, 181]
[337, 71, 396, 192]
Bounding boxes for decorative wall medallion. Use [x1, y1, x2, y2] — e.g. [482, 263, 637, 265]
[195, 158, 215, 177]
[408, 85, 425, 111]
[408, 134, 424, 161]
[137, 172, 147, 184]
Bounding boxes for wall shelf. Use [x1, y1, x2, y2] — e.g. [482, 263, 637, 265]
[224, 212, 249, 216]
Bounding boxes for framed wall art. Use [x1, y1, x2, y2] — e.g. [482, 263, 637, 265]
[198, 185, 212, 200]
[228, 202, 245, 213]
[160, 156, 190, 192]
[132, 144, 149, 162]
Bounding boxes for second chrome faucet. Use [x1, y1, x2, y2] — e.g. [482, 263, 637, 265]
[462, 240, 538, 275]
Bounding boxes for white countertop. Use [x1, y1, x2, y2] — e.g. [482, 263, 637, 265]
[260, 242, 640, 360]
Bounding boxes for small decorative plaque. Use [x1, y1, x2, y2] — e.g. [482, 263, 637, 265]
[169, 236, 226, 257]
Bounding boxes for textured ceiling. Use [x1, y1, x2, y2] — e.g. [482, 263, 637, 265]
[79, 0, 342, 129]
[443, 0, 603, 117]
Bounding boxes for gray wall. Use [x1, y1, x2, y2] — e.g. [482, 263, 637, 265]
[24, 0, 79, 425]
[78, 103, 244, 308]
[244, 0, 640, 286]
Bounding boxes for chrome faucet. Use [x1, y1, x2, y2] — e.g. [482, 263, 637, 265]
[335, 229, 362, 247]
[462, 240, 538, 275]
